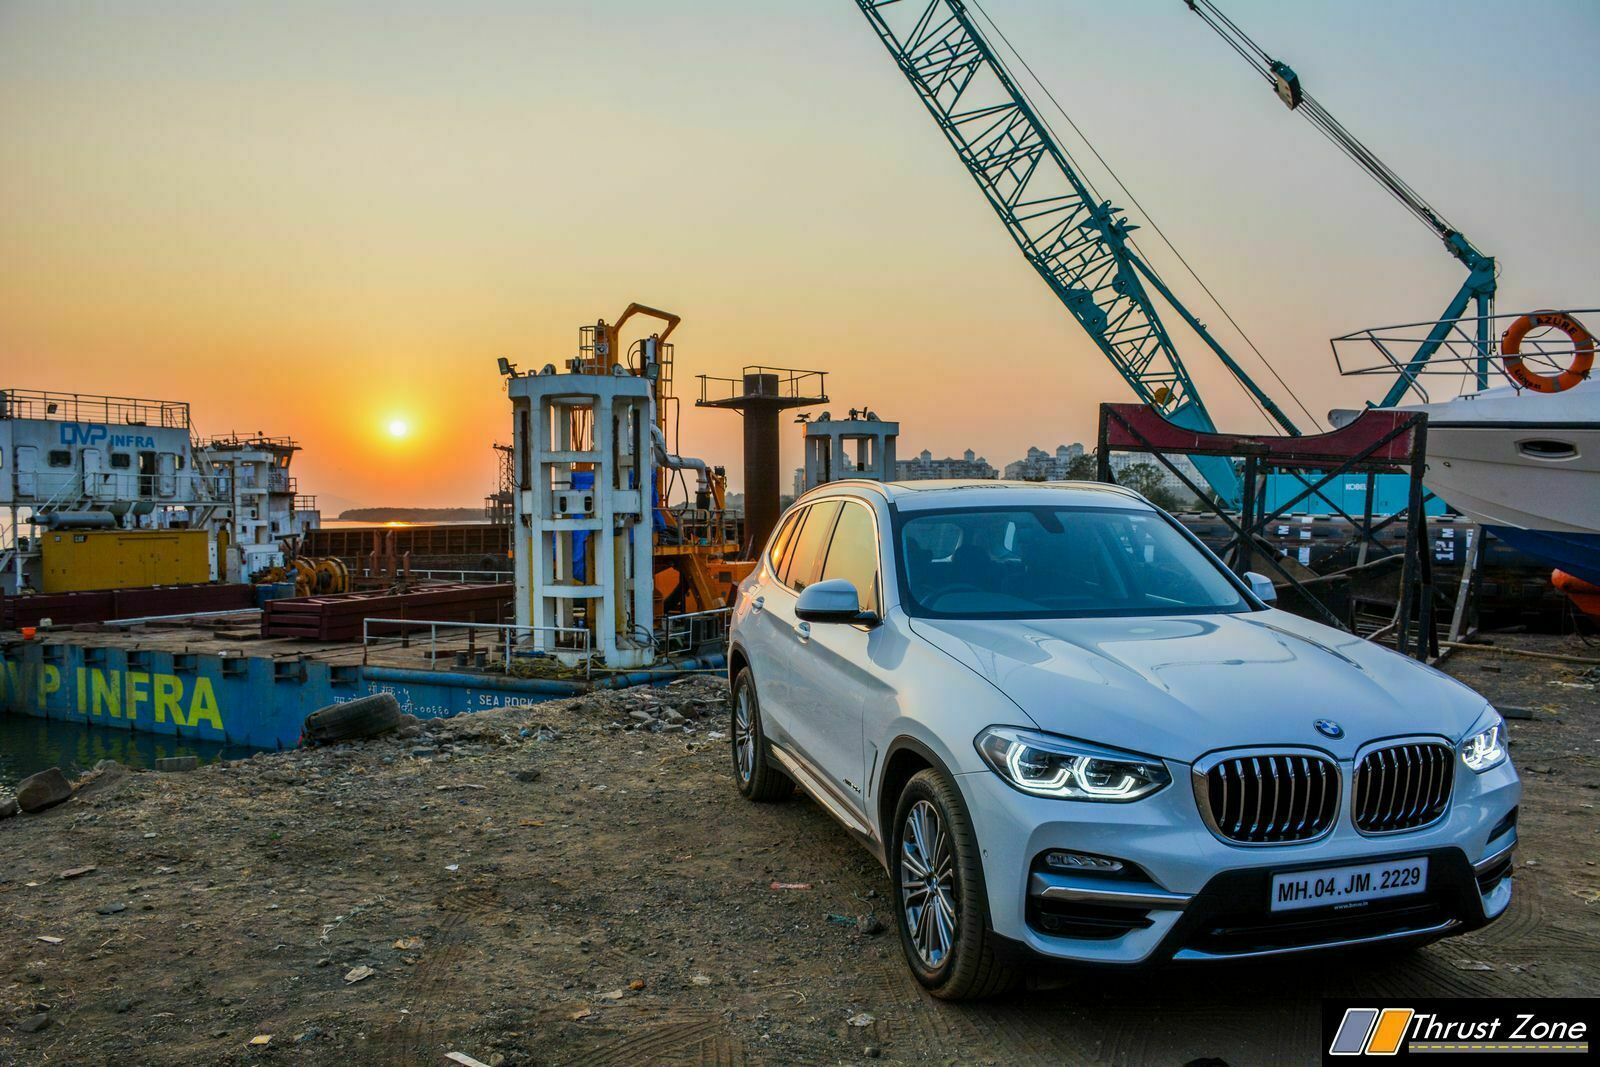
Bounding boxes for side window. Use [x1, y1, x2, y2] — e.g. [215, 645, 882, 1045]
[110, 453, 132, 469]
[820, 500, 881, 614]
[783, 500, 842, 591]
[48, 450, 73, 468]
[767, 507, 804, 577]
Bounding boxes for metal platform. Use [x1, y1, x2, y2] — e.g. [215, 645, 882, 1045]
[261, 583, 512, 641]
[1098, 402, 1437, 660]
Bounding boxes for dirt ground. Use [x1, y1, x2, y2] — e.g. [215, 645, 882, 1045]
[1, 636, 1597, 1067]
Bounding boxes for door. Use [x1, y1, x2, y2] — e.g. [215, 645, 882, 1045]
[749, 500, 839, 753]
[16, 446, 37, 497]
[742, 508, 806, 742]
[82, 448, 110, 500]
[787, 498, 884, 813]
[157, 453, 178, 498]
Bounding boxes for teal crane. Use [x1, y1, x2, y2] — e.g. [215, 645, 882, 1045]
[853, 0, 1304, 505]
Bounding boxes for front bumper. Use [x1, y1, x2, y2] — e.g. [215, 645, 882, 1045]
[958, 755, 1519, 965]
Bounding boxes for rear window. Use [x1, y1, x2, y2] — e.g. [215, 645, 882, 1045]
[896, 505, 1248, 619]
[767, 508, 804, 576]
[782, 500, 842, 591]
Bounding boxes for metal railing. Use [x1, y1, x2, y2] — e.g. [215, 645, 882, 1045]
[662, 507, 741, 547]
[204, 432, 298, 450]
[362, 617, 592, 676]
[0, 389, 191, 428]
[401, 568, 511, 584]
[1331, 307, 1600, 402]
[660, 607, 732, 657]
[13, 470, 211, 507]
[696, 365, 828, 406]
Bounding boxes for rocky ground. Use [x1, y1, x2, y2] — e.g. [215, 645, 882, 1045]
[1, 638, 1597, 1067]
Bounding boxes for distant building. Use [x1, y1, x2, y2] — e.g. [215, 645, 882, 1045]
[1004, 443, 1085, 481]
[894, 448, 998, 481]
[999, 441, 1202, 504]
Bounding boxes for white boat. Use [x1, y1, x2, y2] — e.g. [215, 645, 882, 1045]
[1333, 310, 1600, 585]
[1404, 377, 1600, 584]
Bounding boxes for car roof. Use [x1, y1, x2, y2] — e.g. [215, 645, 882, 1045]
[799, 479, 1151, 512]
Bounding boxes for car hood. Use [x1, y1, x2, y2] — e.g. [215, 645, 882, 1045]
[908, 610, 1489, 763]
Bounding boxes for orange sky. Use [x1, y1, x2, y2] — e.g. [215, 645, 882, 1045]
[4, 1, 1597, 511]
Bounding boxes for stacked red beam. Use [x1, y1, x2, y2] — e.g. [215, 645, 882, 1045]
[260, 583, 512, 641]
[1, 583, 256, 629]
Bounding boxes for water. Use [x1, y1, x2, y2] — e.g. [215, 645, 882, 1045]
[0, 715, 265, 791]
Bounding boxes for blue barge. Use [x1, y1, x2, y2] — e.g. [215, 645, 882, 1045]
[0, 637, 724, 750]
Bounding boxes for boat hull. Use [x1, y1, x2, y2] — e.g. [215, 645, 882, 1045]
[1481, 526, 1600, 587]
[1404, 379, 1600, 583]
[1422, 420, 1600, 534]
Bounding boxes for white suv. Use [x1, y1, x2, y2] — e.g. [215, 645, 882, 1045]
[727, 480, 1519, 999]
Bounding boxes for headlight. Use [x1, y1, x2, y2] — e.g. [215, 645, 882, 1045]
[975, 727, 1170, 802]
[1459, 711, 1507, 773]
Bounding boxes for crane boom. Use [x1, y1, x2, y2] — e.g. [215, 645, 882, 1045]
[1183, 0, 1497, 402]
[855, 0, 1301, 503]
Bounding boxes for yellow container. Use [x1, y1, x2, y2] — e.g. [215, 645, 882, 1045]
[40, 529, 211, 593]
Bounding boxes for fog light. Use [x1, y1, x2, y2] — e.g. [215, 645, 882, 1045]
[1044, 851, 1124, 874]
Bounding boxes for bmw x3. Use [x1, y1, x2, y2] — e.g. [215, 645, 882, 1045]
[726, 480, 1518, 999]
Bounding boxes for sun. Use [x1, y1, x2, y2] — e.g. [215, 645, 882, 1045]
[387, 418, 409, 439]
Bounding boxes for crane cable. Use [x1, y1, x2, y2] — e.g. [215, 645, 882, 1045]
[1186, 0, 1458, 242]
[967, 0, 1325, 433]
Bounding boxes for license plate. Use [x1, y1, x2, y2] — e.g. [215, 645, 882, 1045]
[1269, 857, 1428, 912]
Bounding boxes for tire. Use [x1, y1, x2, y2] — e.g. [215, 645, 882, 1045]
[730, 669, 793, 802]
[892, 767, 1018, 1000]
[302, 692, 404, 745]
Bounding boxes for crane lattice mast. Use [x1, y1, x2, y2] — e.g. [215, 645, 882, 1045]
[855, 0, 1303, 503]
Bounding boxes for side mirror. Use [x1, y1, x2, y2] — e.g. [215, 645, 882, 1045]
[1243, 571, 1277, 603]
[795, 578, 880, 626]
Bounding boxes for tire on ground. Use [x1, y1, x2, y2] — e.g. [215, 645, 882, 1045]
[302, 692, 404, 745]
[891, 766, 1019, 1000]
[731, 669, 793, 803]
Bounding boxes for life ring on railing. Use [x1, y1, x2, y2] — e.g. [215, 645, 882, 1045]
[1502, 310, 1594, 393]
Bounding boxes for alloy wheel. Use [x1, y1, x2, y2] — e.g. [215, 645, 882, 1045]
[900, 799, 958, 968]
[733, 686, 755, 783]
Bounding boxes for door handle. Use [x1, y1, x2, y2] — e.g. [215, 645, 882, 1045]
[750, 596, 765, 614]
[796, 621, 811, 642]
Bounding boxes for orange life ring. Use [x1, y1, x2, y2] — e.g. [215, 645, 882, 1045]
[1501, 310, 1594, 393]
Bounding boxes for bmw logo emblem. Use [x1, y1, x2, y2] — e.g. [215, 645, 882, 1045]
[1314, 719, 1344, 739]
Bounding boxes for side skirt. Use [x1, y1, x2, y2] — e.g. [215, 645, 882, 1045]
[769, 741, 884, 862]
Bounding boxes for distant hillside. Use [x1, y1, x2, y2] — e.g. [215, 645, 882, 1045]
[336, 507, 484, 523]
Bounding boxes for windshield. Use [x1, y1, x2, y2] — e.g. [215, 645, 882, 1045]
[895, 506, 1252, 619]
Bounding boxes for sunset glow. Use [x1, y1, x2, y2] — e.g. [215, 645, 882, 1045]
[2, 2, 1594, 512]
